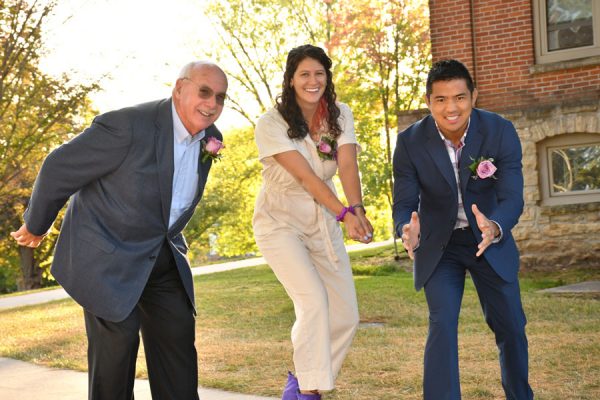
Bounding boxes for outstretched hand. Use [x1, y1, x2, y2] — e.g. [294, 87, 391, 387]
[471, 204, 500, 257]
[10, 224, 46, 248]
[401, 211, 420, 260]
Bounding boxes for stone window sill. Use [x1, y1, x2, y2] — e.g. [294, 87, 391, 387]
[530, 55, 600, 75]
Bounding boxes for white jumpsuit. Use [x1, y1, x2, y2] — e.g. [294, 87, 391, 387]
[252, 103, 360, 391]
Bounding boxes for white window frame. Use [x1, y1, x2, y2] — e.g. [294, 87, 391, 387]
[533, 0, 600, 64]
[538, 133, 600, 206]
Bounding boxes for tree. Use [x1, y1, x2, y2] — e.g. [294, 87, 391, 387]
[0, 0, 98, 291]
[200, 0, 431, 258]
[192, 0, 331, 258]
[327, 0, 431, 249]
[203, 0, 330, 127]
[184, 126, 262, 261]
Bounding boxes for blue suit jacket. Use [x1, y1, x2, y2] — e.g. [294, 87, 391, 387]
[24, 99, 221, 321]
[392, 108, 524, 290]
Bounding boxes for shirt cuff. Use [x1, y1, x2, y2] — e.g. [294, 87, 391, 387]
[413, 241, 420, 252]
[399, 234, 420, 252]
[490, 220, 503, 243]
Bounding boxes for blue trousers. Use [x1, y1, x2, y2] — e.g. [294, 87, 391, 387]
[422, 228, 534, 400]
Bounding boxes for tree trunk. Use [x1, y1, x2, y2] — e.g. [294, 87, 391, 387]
[17, 246, 42, 291]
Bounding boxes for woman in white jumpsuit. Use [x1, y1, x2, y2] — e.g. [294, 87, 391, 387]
[252, 45, 373, 400]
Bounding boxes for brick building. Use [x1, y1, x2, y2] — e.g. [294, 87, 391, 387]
[404, 0, 600, 269]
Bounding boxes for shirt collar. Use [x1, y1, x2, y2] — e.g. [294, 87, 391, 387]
[436, 117, 470, 147]
[171, 102, 205, 145]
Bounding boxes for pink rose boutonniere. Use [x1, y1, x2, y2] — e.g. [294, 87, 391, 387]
[201, 136, 224, 162]
[468, 156, 497, 180]
[316, 135, 338, 161]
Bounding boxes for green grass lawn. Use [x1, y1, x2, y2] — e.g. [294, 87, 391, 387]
[0, 245, 599, 399]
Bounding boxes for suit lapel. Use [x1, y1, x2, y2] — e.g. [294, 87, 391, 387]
[155, 99, 175, 228]
[459, 110, 483, 194]
[195, 129, 210, 201]
[424, 117, 458, 195]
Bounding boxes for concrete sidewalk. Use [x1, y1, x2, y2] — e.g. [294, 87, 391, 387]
[0, 257, 270, 311]
[0, 357, 276, 400]
[0, 239, 394, 400]
[539, 280, 600, 293]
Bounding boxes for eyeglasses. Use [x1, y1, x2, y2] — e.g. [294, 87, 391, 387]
[182, 77, 227, 106]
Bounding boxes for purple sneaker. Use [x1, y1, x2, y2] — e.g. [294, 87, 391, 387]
[296, 392, 322, 400]
[282, 371, 299, 400]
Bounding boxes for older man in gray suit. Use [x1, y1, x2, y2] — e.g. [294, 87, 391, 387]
[11, 61, 227, 400]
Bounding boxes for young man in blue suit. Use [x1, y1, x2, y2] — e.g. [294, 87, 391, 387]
[393, 59, 533, 399]
[11, 61, 227, 400]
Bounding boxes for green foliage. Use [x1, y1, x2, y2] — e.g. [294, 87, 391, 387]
[0, 0, 98, 291]
[334, 83, 394, 239]
[329, 0, 431, 239]
[197, 0, 431, 257]
[203, 0, 329, 126]
[0, 253, 19, 294]
[185, 127, 262, 261]
[191, 0, 332, 258]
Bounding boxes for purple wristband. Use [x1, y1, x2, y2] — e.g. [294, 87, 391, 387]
[336, 206, 355, 222]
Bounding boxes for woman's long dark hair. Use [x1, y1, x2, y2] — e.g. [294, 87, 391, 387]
[275, 44, 342, 140]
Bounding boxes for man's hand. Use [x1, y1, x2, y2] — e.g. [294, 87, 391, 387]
[471, 204, 500, 257]
[401, 211, 420, 260]
[10, 224, 46, 248]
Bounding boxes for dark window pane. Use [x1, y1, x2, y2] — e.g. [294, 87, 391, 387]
[551, 144, 600, 194]
[547, 0, 593, 51]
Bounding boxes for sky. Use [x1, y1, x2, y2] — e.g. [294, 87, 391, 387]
[40, 0, 244, 131]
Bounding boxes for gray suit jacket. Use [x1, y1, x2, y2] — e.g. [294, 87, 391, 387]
[24, 98, 221, 321]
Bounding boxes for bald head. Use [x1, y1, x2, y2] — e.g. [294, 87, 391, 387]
[172, 61, 228, 135]
[177, 61, 227, 84]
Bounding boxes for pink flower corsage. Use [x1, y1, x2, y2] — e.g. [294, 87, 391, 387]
[316, 135, 337, 161]
[468, 156, 497, 180]
[201, 136, 224, 162]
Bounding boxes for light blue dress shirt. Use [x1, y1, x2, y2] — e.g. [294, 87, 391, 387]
[169, 103, 204, 228]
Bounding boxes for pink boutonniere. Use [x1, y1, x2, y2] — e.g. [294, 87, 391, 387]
[468, 156, 497, 180]
[201, 136, 224, 162]
[316, 135, 338, 161]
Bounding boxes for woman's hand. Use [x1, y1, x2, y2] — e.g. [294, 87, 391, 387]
[343, 209, 373, 243]
[336, 143, 373, 243]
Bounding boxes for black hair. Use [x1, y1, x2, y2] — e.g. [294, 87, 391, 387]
[426, 59, 475, 97]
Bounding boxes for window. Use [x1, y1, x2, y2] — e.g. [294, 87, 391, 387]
[538, 133, 600, 206]
[533, 0, 600, 64]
